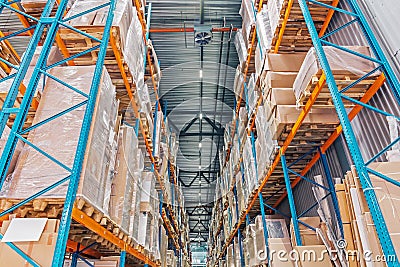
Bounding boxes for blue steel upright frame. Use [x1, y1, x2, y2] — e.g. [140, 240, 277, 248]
[0, 0, 116, 266]
[298, 0, 400, 265]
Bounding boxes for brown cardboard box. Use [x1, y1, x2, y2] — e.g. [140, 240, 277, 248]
[264, 53, 307, 72]
[335, 184, 351, 223]
[264, 72, 298, 89]
[267, 88, 297, 106]
[291, 217, 324, 246]
[0, 219, 59, 267]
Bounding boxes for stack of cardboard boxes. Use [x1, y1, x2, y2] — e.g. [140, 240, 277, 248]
[336, 162, 400, 267]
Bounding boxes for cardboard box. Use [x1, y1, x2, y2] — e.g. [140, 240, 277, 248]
[335, 184, 351, 223]
[267, 88, 297, 107]
[264, 53, 307, 72]
[264, 71, 298, 90]
[0, 219, 59, 267]
[291, 217, 324, 246]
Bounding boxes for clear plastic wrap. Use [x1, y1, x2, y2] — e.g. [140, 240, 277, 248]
[234, 30, 248, 65]
[160, 227, 168, 266]
[386, 116, 400, 161]
[25, 46, 64, 68]
[123, 7, 145, 85]
[293, 46, 380, 101]
[153, 111, 163, 159]
[368, 162, 400, 259]
[256, 5, 273, 55]
[234, 64, 244, 96]
[147, 39, 161, 82]
[0, 126, 23, 176]
[109, 125, 139, 233]
[0, 66, 118, 216]
[267, 0, 285, 34]
[255, 105, 277, 179]
[65, 0, 133, 51]
[243, 137, 257, 193]
[247, 73, 259, 113]
[137, 83, 152, 117]
[239, 0, 256, 44]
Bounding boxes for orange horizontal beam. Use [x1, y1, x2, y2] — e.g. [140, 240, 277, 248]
[72, 208, 158, 267]
[273, 73, 386, 208]
[66, 239, 102, 258]
[149, 27, 237, 33]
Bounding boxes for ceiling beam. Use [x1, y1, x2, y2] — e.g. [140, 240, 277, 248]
[149, 27, 238, 33]
[179, 132, 223, 137]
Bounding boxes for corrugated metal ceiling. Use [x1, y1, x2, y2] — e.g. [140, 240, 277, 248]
[148, 0, 242, 241]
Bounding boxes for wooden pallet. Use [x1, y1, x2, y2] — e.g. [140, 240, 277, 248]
[269, 0, 337, 52]
[0, 92, 37, 131]
[297, 73, 379, 107]
[20, 1, 59, 20]
[0, 196, 136, 248]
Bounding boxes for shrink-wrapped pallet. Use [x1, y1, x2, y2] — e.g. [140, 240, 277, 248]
[234, 30, 248, 66]
[256, 5, 273, 59]
[233, 65, 244, 96]
[239, 0, 256, 44]
[0, 126, 23, 176]
[293, 46, 379, 103]
[0, 66, 118, 215]
[243, 136, 257, 193]
[243, 224, 257, 267]
[268, 0, 285, 35]
[255, 105, 277, 180]
[109, 125, 141, 234]
[160, 226, 168, 267]
[124, 7, 145, 85]
[166, 250, 177, 267]
[247, 73, 259, 113]
[139, 172, 157, 212]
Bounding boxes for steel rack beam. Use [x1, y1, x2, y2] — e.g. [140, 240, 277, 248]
[72, 208, 158, 267]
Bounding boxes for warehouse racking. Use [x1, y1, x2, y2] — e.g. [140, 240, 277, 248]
[0, 0, 190, 266]
[0, 0, 399, 266]
[208, 0, 400, 266]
